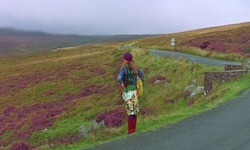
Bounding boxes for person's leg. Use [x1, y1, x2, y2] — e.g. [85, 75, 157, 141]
[128, 115, 137, 134]
[128, 115, 134, 134]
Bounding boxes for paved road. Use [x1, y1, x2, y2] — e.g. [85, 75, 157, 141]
[85, 89, 250, 150]
[150, 49, 242, 67]
[84, 50, 249, 150]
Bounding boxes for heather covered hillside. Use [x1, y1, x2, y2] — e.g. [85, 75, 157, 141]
[1, 22, 250, 149]
[0, 43, 122, 149]
[185, 25, 250, 54]
[1, 42, 249, 149]
[137, 22, 250, 58]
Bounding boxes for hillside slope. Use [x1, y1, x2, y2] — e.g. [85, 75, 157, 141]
[137, 22, 250, 57]
[1, 22, 249, 149]
[0, 43, 121, 149]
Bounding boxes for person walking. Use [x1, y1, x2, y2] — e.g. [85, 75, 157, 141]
[117, 52, 144, 134]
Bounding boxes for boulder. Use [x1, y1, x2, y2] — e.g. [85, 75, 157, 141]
[183, 79, 197, 99]
[92, 120, 99, 130]
[78, 125, 92, 137]
[78, 120, 106, 137]
[190, 86, 204, 98]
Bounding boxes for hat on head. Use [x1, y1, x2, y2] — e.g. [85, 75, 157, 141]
[123, 52, 133, 61]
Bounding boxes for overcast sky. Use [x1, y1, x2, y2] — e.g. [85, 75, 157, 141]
[0, 0, 250, 35]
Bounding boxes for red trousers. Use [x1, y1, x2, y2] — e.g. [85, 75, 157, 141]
[128, 115, 137, 134]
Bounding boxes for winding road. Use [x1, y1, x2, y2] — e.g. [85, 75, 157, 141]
[150, 49, 241, 67]
[84, 50, 249, 150]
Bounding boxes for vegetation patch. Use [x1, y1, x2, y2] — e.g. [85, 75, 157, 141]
[95, 109, 126, 127]
[148, 75, 170, 84]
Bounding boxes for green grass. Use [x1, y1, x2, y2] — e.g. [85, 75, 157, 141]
[55, 48, 250, 149]
[0, 43, 249, 150]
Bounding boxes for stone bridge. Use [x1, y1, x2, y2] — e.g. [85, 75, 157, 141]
[204, 65, 248, 95]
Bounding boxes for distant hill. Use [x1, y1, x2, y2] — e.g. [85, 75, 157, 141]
[0, 28, 157, 56]
[138, 22, 250, 57]
[2, 22, 249, 57]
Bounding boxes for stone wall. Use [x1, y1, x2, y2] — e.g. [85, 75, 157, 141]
[204, 65, 248, 95]
[242, 59, 250, 70]
[224, 64, 243, 71]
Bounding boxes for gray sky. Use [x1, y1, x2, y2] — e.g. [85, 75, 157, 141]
[0, 0, 250, 35]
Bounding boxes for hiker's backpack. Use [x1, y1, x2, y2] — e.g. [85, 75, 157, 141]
[124, 66, 135, 86]
[124, 66, 143, 97]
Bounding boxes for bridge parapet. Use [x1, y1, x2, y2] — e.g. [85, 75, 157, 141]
[204, 64, 248, 95]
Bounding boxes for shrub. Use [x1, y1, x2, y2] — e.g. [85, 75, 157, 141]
[244, 46, 250, 53]
[30, 116, 52, 131]
[10, 142, 30, 150]
[95, 109, 125, 127]
[148, 75, 170, 84]
[3, 106, 16, 116]
[199, 41, 210, 49]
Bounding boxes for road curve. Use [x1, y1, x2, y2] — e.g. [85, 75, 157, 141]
[85, 89, 250, 150]
[84, 50, 249, 150]
[149, 49, 242, 67]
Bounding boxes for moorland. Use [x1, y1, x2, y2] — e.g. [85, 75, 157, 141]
[0, 22, 250, 150]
